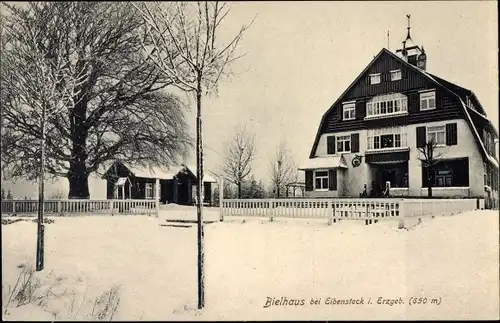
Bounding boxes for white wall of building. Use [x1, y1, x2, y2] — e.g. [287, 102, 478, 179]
[309, 118, 487, 198]
[406, 118, 485, 197]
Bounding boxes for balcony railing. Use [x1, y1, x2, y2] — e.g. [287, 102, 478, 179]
[366, 132, 408, 152]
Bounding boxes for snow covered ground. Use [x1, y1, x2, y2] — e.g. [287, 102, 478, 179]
[2, 206, 499, 321]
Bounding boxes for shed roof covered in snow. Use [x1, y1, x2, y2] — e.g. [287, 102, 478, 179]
[103, 161, 217, 183]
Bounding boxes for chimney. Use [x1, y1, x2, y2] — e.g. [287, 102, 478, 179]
[416, 46, 427, 70]
[401, 41, 408, 62]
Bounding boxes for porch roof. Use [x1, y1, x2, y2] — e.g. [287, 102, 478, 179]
[298, 156, 348, 170]
[114, 177, 130, 187]
[127, 164, 217, 183]
[128, 165, 178, 180]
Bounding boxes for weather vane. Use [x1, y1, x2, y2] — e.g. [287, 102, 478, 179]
[406, 14, 412, 41]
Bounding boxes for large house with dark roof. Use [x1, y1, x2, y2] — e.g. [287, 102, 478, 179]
[299, 24, 498, 204]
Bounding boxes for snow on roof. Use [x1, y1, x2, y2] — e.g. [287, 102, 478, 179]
[114, 177, 130, 186]
[487, 155, 499, 168]
[298, 156, 348, 170]
[127, 165, 179, 180]
[126, 163, 218, 182]
[183, 164, 217, 182]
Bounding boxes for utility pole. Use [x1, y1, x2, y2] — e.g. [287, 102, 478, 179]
[36, 105, 46, 271]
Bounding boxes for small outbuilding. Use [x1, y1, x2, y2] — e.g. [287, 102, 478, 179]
[102, 161, 218, 206]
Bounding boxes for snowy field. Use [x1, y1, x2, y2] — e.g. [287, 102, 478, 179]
[2, 206, 499, 321]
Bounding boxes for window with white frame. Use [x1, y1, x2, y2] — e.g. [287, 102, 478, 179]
[343, 102, 356, 120]
[367, 126, 407, 150]
[390, 69, 401, 81]
[427, 125, 445, 145]
[145, 183, 154, 199]
[369, 73, 381, 84]
[314, 170, 329, 191]
[366, 93, 408, 118]
[337, 135, 351, 152]
[420, 90, 436, 110]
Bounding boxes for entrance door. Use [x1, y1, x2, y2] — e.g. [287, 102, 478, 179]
[381, 169, 396, 188]
[177, 181, 189, 205]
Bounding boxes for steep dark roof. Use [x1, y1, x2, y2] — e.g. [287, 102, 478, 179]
[308, 48, 388, 158]
[426, 72, 498, 137]
[308, 48, 498, 167]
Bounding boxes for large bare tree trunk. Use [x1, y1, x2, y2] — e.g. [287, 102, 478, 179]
[68, 99, 90, 199]
[67, 169, 90, 199]
[196, 78, 205, 309]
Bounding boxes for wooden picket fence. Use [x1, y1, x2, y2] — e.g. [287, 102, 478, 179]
[1, 199, 158, 217]
[220, 198, 482, 227]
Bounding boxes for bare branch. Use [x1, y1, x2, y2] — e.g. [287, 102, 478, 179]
[134, 1, 253, 97]
[1, 2, 192, 197]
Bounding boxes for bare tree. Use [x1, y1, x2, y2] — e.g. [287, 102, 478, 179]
[132, 1, 253, 309]
[220, 124, 257, 199]
[1, 2, 192, 199]
[270, 141, 298, 198]
[0, 4, 87, 270]
[417, 138, 445, 198]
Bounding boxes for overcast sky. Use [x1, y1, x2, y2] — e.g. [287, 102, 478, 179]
[2, 1, 498, 198]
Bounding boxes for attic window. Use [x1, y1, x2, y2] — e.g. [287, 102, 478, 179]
[342, 102, 356, 120]
[366, 93, 408, 119]
[420, 90, 436, 111]
[390, 69, 401, 81]
[369, 73, 381, 85]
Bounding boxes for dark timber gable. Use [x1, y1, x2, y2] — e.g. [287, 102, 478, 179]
[309, 48, 496, 166]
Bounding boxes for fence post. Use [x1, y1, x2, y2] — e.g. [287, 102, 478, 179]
[269, 200, 274, 222]
[110, 200, 114, 216]
[327, 200, 333, 226]
[155, 178, 160, 218]
[398, 199, 405, 229]
[12, 201, 16, 216]
[219, 177, 224, 222]
[365, 202, 370, 225]
[57, 201, 62, 215]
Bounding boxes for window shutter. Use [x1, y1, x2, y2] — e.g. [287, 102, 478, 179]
[416, 126, 426, 148]
[327, 135, 336, 154]
[351, 133, 360, 153]
[446, 123, 457, 146]
[336, 106, 342, 121]
[328, 169, 337, 191]
[409, 92, 419, 113]
[437, 90, 443, 110]
[355, 101, 366, 120]
[305, 171, 313, 192]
